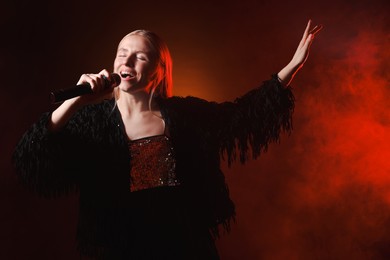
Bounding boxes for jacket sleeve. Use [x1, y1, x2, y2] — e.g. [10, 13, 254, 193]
[217, 74, 295, 165]
[173, 74, 295, 166]
[12, 107, 94, 198]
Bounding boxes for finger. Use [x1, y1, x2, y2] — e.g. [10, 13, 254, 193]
[82, 74, 104, 93]
[303, 34, 314, 53]
[93, 74, 107, 91]
[99, 69, 111, 82]
[73, 73, 114, 104]
[76, 74, 100, 90]
[99, 69, 120, 88]
[76, 74, 91, 85]
[298, 20, 312, 49]
[303, 19, 311, 39]
[309, 24, 323, 36]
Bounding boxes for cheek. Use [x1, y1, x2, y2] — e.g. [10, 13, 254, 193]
[139, 64, 156, 77]
[113, 60, 120, 72]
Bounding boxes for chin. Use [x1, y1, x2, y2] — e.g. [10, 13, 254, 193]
[119, 86, 133, 93]
[118, 82, 133, 91]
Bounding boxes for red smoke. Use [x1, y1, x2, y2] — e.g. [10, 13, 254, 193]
[217, 13, 390, 260]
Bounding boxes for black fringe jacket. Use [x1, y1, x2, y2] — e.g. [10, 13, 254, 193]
[13, 75, 294, 255]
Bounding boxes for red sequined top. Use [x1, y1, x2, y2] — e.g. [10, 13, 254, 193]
[129, 135, 181, 192]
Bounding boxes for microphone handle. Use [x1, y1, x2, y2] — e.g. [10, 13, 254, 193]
[50, 84, 93, 104]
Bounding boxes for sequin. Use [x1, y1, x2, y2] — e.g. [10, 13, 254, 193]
[129, 135, 180, 192]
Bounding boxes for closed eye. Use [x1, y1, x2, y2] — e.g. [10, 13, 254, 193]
[137, 55, 147, 61]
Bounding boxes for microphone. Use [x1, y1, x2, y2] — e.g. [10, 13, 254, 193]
[50, 73, 121, 104]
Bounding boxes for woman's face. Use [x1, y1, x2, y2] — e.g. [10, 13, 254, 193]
[113, 34, 158, 94]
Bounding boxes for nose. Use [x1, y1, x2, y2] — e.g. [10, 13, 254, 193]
[124, 55, 137, 67]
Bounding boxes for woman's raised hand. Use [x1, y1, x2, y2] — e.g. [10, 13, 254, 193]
[290, 20, 322, 70]
[277, 20, 322, 87]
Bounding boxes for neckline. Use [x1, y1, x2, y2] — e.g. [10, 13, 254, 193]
[129, 134, 168, 143]
[111, 99, 171, 143]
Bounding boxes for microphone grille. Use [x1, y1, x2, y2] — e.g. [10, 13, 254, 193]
[111, 73, 121, 86]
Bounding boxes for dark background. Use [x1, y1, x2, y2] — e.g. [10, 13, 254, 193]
[1, 0, 389, 259]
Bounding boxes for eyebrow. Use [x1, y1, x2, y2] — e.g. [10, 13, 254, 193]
[117, 48, 128, 53]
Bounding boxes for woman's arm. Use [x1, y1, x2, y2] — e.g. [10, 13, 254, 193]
[217, 20, 321, 164]
[49, 69, 115, 132]
[13, 70, 117, 197]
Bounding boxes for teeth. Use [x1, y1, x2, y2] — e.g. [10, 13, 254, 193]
[120, 71, 135, 78]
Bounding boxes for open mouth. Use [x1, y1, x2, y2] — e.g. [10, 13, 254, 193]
[120, 71, 136, 79]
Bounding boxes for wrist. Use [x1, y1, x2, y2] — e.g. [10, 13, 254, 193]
[277, 62, 301, 87]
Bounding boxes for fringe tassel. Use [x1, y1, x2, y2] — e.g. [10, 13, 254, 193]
[219, 74, 295, 166]
[12, 112, 79, 198]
